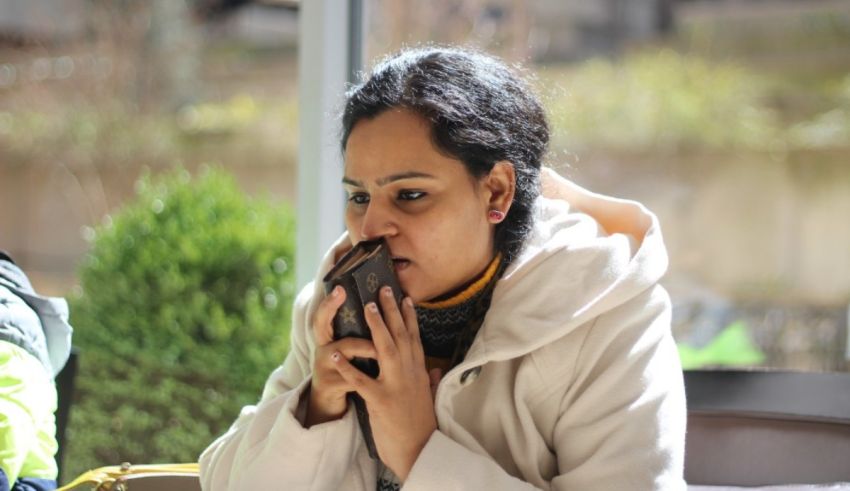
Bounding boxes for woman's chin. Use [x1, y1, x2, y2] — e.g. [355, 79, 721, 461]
[395, 271, 417, 301]
[395, 266, 427, 303]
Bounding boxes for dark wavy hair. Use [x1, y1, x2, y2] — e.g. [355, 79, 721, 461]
[341, 46, 549, 264]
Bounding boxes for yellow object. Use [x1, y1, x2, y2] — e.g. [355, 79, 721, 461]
[0, 340, 58, 484]
[418, 254, 502, 309]
[58, 463, 199, 491]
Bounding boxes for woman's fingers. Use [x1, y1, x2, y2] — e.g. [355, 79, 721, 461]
[400, 296, 425, 366]
[327, 337, 378, 361]
[364, 299, 399, 365]
[367, 288, 428, 375]
[308, 335, 373, 426]
[378, 286, 409, 344]
[311, 338, 378, 402]
[313, 286, 346, 346]
[332, 350, 379, 400]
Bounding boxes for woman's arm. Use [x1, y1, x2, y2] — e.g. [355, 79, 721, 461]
[198, 285, 363, 491]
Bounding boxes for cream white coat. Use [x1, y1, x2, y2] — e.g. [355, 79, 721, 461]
[199, 168, 687, 490]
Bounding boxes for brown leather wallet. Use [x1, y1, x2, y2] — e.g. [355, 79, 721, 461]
[322, 239, 403, 460]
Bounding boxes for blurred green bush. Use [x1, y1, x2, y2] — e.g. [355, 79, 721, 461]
[64, 167, 295, 480]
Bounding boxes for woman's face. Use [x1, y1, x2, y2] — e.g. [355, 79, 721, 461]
[343, 108, 505, 302]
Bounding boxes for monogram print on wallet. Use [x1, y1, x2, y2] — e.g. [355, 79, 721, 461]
[367, 272, 379, 293]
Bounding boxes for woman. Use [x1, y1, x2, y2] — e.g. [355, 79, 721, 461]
[200, 46, 686, 490]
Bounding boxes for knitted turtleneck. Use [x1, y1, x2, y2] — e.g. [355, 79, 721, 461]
[415, 253, 505, 372]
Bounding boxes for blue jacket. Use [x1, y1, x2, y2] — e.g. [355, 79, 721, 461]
[0, 252, 72, 377]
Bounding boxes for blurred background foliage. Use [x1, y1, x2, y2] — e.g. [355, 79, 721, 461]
[543, 51, 783, 153]
[65, 167, 295, 478]
[0, 91, 298, 171]
[545, 50, 850, 154]
[0, 0, 848, 482]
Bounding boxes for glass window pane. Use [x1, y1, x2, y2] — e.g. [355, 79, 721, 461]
[364, 0, 850, 373]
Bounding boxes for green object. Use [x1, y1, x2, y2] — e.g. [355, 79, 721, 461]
[0, 341, 58, 484]
[542, 50, 782, 153]
[678, 321, 766, 369]
[64, 167, 295, 481]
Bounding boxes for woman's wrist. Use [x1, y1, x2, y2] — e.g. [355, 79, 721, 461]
[304, 385, 347, 427]
[395, 430, 435, 482]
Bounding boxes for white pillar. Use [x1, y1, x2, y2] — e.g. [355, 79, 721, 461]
[296, 1, 364, 290]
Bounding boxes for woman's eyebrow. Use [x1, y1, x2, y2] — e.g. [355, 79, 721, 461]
[341, 177, 363, 187]
[342, 171, 436, 187]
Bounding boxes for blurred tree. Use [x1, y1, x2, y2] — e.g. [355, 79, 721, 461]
[63, 167, 295, 480]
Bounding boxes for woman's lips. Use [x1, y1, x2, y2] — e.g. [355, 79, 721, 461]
[392, 258, 411, 271]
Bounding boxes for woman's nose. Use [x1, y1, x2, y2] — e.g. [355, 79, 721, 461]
[359, 201, 397, 240]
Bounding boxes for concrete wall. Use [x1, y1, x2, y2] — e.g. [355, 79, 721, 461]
[567, 151, 850, 306]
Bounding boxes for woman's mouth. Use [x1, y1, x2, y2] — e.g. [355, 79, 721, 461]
[392, 257, 411, 271]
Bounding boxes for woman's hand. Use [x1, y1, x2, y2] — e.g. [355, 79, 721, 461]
[306, 286, 378, 427]
[331, 286, 438, 481]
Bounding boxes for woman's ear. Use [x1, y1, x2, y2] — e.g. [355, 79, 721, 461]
[484, 161, 516, 214]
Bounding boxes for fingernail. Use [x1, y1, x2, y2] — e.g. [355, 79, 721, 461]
[332, 286, 341, 298]
[367, 302, 378, 313]
[331, 352, 340, 362]
[382, 286, 393, 297]
[404, 297, 413, 307]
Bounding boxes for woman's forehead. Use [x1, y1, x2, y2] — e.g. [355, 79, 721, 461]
[344, 109, 469, 183]
[346, 109, 433, 156]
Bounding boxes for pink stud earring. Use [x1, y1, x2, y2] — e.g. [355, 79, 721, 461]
[488, 209, 505, 223]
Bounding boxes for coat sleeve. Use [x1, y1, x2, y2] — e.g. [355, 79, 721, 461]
[0, 341, 58, 484]
[402, 286, 687, 491]
[199, 283, 363, 491]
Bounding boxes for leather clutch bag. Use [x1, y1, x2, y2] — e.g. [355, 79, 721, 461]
[322, 239, 403, 459]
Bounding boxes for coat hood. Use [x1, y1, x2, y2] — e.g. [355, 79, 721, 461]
[464, 167, 669, 364]
[0, 254, 73, 377]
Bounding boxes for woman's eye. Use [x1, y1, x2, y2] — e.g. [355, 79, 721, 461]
[398, 190, 426, 201]
[348, 193, 369, 205]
